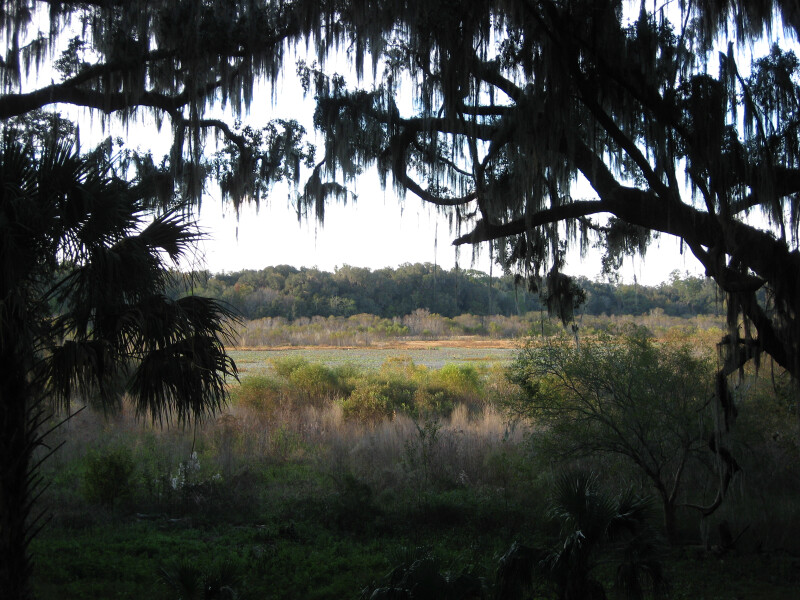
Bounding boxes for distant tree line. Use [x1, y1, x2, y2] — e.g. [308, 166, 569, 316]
[177, 264, 724, 321]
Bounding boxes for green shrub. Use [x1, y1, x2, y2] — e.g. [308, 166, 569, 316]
[81, 446, 137, 507]
[379, 355, 426, 379]
[340, 381, 394, 422]
[412, 387, 456, 418]
[430, 364, 482, 397]
[378, 376, 418, 410]
[340, 370, 420, 422]
[330, 363, 361, 394]
[288, 362, 345, 406]
[419, 364, 485, 416]
[270, 355, 309, 378]
[231, 375, 284, 415]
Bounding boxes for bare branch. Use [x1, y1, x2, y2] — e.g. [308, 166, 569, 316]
[453, 200, 606, 245]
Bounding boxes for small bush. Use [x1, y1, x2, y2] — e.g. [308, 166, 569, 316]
[340, 381, 394, 423]
[417, 364, 485, 417]
[431, 364, 482, 397]
[340, 375, 420, 422]
[379, 377, 418, 410]
[412, 387, 457, 418]
[81, 446, 137, 507]
[288, 362, 345, 406]
[231, 375, 284, 416]
[270, 355, 309, 378]
[379, 355, 426, 379]
[331, 363, 362, 393]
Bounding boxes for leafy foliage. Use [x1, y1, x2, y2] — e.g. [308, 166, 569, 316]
[160, 559, 242, 600]
[361, 548, 485, 600]
[184, 264, 724, 321]
[26, 339, 800, 598]
[0, 138, 238, 598]
[541, 471, 668, 600]
[1, 0, 313, 209]
[286, 1, 800, 417]
[507, 330, 717, 542]
[81, 447, 137, 508]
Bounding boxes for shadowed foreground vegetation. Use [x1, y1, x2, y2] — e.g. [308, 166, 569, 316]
[30, 324, 800, 599]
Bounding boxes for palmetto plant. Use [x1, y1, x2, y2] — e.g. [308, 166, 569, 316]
[495, 470, 668, 600]
[0, 140, 238, 599]
[542, 471, 668, 600]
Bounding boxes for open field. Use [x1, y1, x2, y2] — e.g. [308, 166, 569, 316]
[230, 340, 519, 378]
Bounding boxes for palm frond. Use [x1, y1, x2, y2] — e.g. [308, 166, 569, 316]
[2, 125, 240, 600]
[129, 334, 235, 425]
[138, 210, 203, 262]
[126, 295, 239, 424]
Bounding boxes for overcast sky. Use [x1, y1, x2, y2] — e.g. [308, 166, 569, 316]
[82, 32, 798, 287]
[187, 179, 706, 285]
[178, 57, 706, 286]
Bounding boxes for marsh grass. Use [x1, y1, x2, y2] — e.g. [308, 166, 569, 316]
[30, 349, 800, 599]
[33, 356, 535, 592]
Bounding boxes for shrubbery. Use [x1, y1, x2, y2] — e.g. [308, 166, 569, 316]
[81, 446, 137, 507]
[236, 307, 727, 347]
[288, 362, 348, 407]
[236, 356, 494, 423]
[232, 375, 284, 416]
[35, 328, 800, 598]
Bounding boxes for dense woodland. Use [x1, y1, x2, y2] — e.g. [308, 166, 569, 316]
[185, 265, 723, 321]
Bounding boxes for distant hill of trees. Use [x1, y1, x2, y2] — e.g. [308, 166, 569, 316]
[178, 264, 724, 321]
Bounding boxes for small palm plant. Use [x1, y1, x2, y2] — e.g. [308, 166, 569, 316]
[495, 470, 668, 600]
[159, 559, 242, 600]
[543, 470, 668, 600]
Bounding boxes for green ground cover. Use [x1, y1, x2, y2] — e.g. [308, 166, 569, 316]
[27, 340, 800, 599]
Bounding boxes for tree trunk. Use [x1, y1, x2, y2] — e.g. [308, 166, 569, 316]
[663, 500, 678, 546]
[0, 356, 36, 600]
[653, 484, 679, 546]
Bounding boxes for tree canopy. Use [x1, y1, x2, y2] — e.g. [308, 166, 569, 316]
[293, 0, 800, 385]
[3, 1, 799, 536]
[3, 1, 797, 382]
[0, 0, 315, 211]
[181, 264, 722, 320]
[508, 331, 717, 543]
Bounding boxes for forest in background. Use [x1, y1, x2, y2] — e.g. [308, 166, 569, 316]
[181, 264, 723, 322]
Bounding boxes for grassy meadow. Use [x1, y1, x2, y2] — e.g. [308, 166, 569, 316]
[229, 344, 518, 378]
[29, 325, 800, 599]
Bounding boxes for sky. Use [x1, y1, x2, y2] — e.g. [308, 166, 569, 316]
[187, 178, 705, 285]
[75, 16, 796, 288]
[176, 64, 706, 287]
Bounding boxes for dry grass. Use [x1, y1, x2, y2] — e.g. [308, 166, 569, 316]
[235, 336, 522, 351]
[38, 391, 531, 522]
